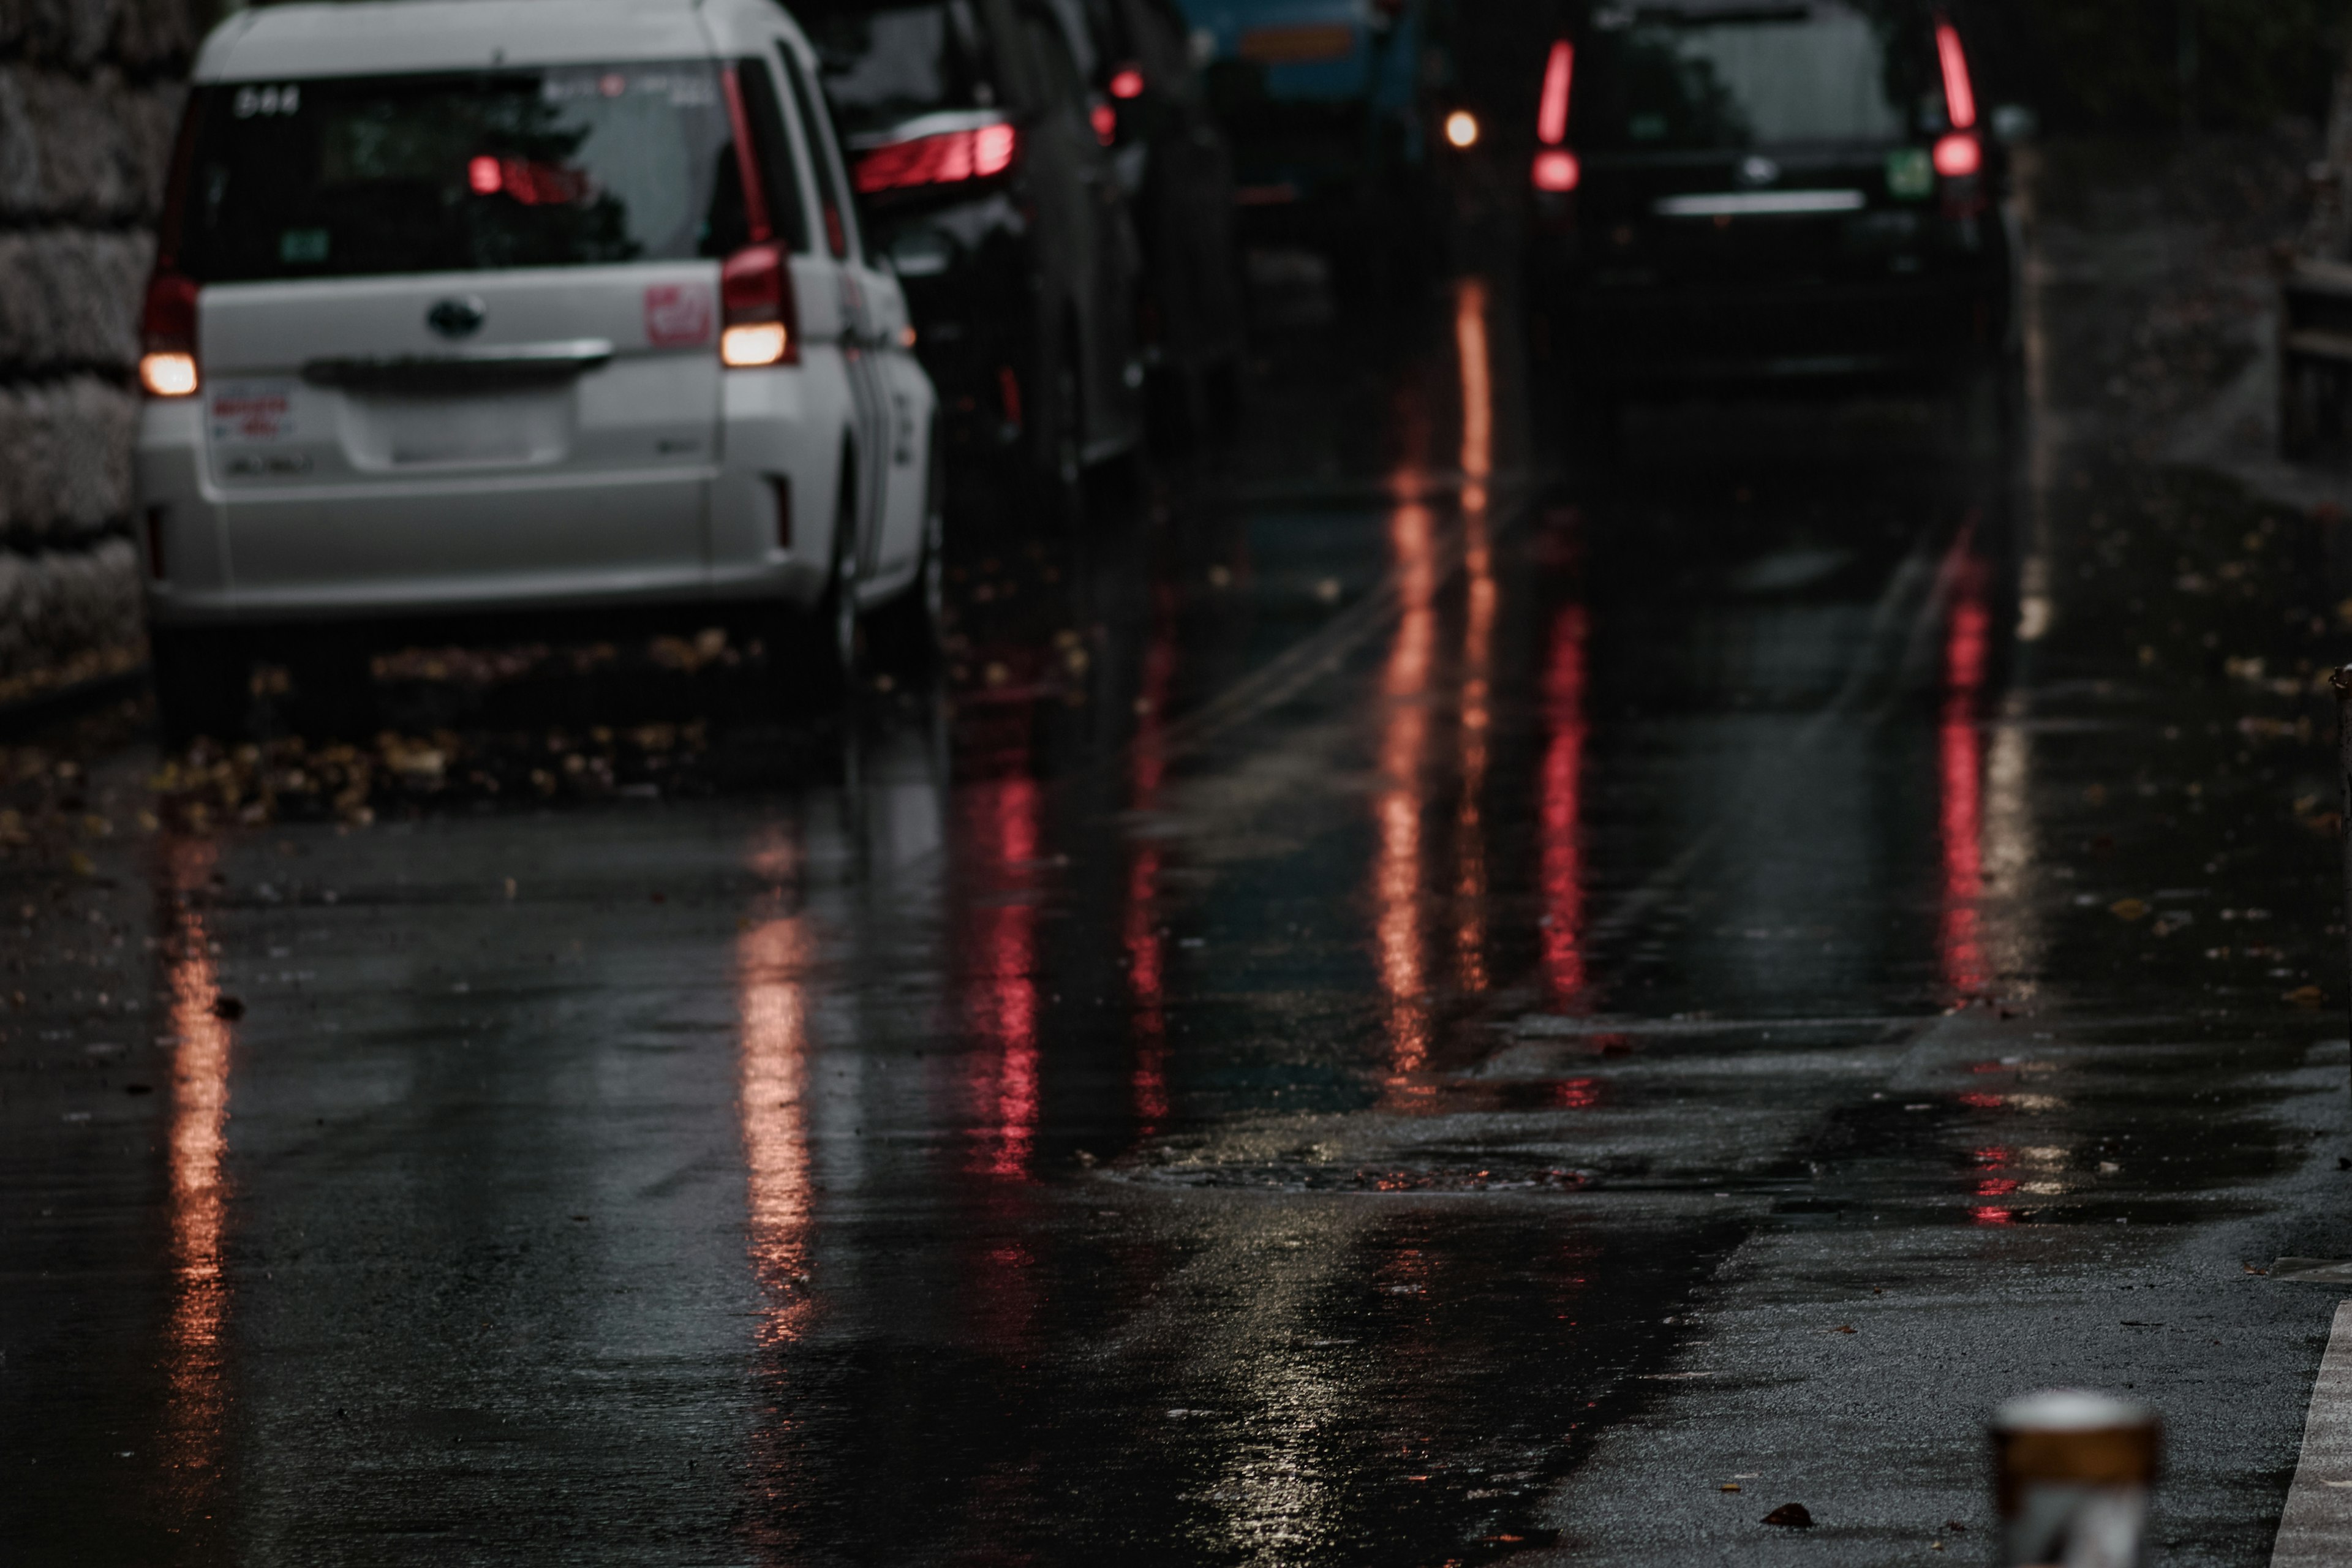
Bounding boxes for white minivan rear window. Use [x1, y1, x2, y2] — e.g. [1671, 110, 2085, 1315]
[180, 62, 760, 281]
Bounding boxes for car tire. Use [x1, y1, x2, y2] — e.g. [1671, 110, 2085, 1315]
[867, 425, 947, 677]
[283, 630, 378, 740]
[1038, 345, 1088, 543]
[812, 454, 865, 700]
[150, 624, 251, 749]
[1562, 373, 1624, 470]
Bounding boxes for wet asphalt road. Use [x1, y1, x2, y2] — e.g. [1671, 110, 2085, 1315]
[12, 159, 2352, 1565]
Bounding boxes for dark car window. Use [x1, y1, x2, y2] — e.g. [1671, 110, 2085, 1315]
[1578, 3, 1929, 153]
[179, 62, 745, 282]
[738, 61, 814, 254]
[798, 0, 1003, 138]
[779, 45, 862, 260]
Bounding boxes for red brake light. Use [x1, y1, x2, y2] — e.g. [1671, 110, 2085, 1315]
[1109, 65, 1144, 99]
[720, 242, 799, 368]
[1537, 39, 1574, 146]
[1933, 132, 1981, 178]
[143, 271, 198, 352]
[854, 121, 1020, 194]
[1090, 102, 1116, 145]
[466, 154, 590, 205]
[1532, 149, 1580, 194]
[139, 272, 200, 397]
[1935, 18, 1977, 130]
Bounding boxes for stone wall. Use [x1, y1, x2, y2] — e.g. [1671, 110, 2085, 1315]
[0, 0, 202, 703]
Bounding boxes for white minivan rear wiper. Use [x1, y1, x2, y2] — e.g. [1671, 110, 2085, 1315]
[301, 338, 616, 393]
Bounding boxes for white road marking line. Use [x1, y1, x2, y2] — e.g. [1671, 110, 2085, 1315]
[2271, 1299, 2352, 1566]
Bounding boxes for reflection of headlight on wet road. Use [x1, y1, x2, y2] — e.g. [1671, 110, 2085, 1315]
[1444, 110, 1479, 149]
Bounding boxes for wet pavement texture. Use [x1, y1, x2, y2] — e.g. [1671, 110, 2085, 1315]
[13, 144, 2352, 1565]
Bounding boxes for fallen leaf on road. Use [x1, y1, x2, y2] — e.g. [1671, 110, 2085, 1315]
[1833, 1325, 1856, 1334]
[1762, 1503, 1814, 1528]
[1720, 1483, 1741, 1492]
[2287, 986, 2326, 1008]
[2109, 898, 2148, 922]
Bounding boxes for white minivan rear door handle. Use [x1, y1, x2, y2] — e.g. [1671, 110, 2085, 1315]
[301, 338, 616, 393]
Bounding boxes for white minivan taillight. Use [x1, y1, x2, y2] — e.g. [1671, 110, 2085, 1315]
[140, 272, 200, 398]
[720, 242, 799, 368]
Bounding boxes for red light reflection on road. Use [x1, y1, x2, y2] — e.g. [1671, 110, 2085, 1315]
[738, 913, 815, 1344]
[1376, 497, 1438, 1079]
[1972, 1207, 2016, 1227]
[160, 837, 231, 1501]
[1454, 279, 1496, 994]
[1540, 603, 1591, 1006]
[965, 775, 1042, 1177]
[1127, 591, 1180, 1131]
[1939, 542, 1991, 997]
[1556, 1078, 1601, 1109]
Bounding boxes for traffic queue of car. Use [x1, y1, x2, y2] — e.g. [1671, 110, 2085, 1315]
[130, 0, 1257, 742]
[126, 0, 2016, 742]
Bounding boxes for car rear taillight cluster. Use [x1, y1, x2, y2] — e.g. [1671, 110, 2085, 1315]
[1931, 17, 1985, 205]
[140, 273, 201, 398]
[140, 99, 203, 398]
[718, 62, 800, 368]
[1531, 39, 1577, 194]
[853, 121, 1020, 194]
[721, 243, 799, 368]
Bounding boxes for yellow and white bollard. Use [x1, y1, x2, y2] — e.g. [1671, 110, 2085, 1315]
[1993, 1391, 2162, 1567]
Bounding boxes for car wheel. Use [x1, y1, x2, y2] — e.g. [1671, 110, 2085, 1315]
[867, 428, 947, 676]
[812, 459, 864, 700]
[1562, 373, 1624, 471]
[150, 624, 251, 749]
[1040, 348, 1087, 540]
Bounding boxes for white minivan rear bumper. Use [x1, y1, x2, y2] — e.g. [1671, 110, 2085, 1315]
[138, 364, 847, 627]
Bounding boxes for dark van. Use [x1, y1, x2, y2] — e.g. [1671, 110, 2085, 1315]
[1524, 1, 2015, 407]
[802, 0, 1145, 529]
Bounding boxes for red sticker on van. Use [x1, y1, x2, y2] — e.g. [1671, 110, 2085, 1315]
[644, 284, 713, 347]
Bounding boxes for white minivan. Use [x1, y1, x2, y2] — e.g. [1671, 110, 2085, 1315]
[136, 0, 941, 740]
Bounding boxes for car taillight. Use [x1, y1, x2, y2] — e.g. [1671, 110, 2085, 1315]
[1532, 39, 1577, 194]
[139, 271, 200, 398]
[1933, 132, 1981, 178]
[1532, 149, 1580, 193]
[1935, 17, 1977, 130]
[1109, 64, 1144, 99]
[1537, 39, 1574, 145]
[853, 121, 1019, 194]
[720, 243, 799, 368]
[1090, 102, 1116, 146]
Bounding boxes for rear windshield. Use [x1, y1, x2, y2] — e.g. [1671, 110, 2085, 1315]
[1578, 4, 1932, 152]
[178, 62, 747, 283]
[796, 0, 1001, 138]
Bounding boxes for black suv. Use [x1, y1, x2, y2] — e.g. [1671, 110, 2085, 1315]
[1525, 1, 2015, 406]
[802, 0, 1145, 526]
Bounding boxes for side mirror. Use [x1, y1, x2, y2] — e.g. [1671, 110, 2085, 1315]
[1992, 104, 2038, 145]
